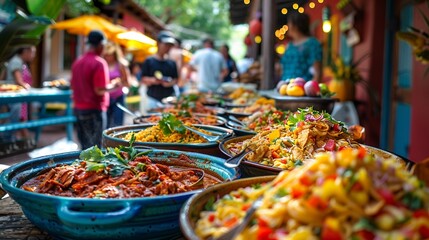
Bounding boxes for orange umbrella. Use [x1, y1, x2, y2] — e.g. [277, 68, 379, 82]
[114, 30, 157, 50]
[51, 15, 126, 40]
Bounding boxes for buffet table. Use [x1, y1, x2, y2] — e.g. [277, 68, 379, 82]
[0, 197, 51, 239]
[0, 88, 75, 142]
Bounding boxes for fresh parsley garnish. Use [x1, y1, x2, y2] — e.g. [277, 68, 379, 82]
[158, 113, 186, 135]
[204, 196, 216, 211]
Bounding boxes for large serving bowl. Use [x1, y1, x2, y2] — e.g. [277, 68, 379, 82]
[180, 176, 275, 240]
[148, 106, 226, 116]
[220, 135, 414, 178]
[0, 149, 239, 240]
[259, 90, 337, 113]
[133, 113, 227, 126]
[103, 124, 234, 157]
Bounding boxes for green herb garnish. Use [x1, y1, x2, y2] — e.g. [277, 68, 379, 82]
[204, 196, 216, 211]
[158, 113, 186, 135]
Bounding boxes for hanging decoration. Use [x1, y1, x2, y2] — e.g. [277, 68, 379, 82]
[249, 18, 262, 36]
[244, 34, 252, 46]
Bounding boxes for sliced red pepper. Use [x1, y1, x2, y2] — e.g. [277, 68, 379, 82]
[223, 216, 238, 228]
[351, 182, 364, 191]
[241, 203, 251, 211]
[297, 121, 305, 128]
[326, 174, 338, 181]
[357, 147, 367, 159]
[324, 139, 336, 151]
[257, 227, 274, 240]
[419, 225, 429, 238]
[208, 213, 215, 222]
[271, 151, 281, 159]
[338, 146, 347, 151]
[355, 230, 375, 240]
[377, 188, 396, 205]
[413, 209, 429, 219]
[307, 195, 328, 211]
[333, 123, 342, 132]
[290, 185, 305, 199]
[299, 174, 312, 186]
[258, 217, 269, 228]
[321, 226, 342, 240]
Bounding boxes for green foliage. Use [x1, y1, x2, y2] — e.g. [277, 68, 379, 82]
[64, 0, 100, 17]
[135, 0, 232, 40]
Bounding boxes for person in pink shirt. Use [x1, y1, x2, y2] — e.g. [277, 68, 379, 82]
[70, 30, 120, 149]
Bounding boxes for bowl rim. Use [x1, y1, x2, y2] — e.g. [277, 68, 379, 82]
[219, 135, 415, 172]
[103, 123, 234, 148]
[259, 89, 339, 102]
[0, 149, 239, 202]
[132, 113, 227, 126]
[225, 120, 256, 136]
[180, 175, 276, 240]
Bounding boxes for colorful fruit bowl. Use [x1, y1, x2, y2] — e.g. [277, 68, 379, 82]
[259, 90, 338, 113]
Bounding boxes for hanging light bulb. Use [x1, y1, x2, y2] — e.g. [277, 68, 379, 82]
[322, 6, 332, 33]
[244, 0, 250, 5]
[276, 45, 286, 55]
[298, 7, 304, 13]
[281, 8, 288, 14]
[292, 3, 299, 9]
[254, 35, 262, 44]
[309, 2, 315, 8]
[318, 0, 324, 3]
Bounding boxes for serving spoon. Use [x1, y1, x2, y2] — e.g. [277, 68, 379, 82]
[116, 103, 141, 118]
[182, 168, 205, 189]
[224, 148, 252, 168]
[228, 115, 246, 127]
[183, 125, 225, 142]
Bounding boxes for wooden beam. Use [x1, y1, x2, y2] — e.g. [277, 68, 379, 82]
[261, 0, 276, 89]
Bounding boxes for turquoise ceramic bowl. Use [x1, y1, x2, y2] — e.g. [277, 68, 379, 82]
[0, 149, 239, 240]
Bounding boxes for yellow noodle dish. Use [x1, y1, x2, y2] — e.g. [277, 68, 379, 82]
[125, 113, 210, 143]
[226, 108, 359, 169]
[195, 148, 429, 240]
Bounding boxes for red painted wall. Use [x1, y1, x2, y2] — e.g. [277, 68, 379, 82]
[409, 2, 429, 162]
[306, 0, 386, 147]
[123, 14, 144, 33]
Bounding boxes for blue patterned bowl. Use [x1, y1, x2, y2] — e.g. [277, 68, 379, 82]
[0, 149, 239, 240]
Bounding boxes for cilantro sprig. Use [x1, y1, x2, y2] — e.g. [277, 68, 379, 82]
[158, 113, 186, 135]
[77, 136, 151, 177]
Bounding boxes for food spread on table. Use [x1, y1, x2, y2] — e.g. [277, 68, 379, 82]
[0, 84, 25, 92]
[125, 113, 213, 143]
[136, 111, 221, 126]
[230, 97, 276, 115]
[195, 148, 429, 239]
[21, 142, 221, 198]
[226, 108, 360, 169]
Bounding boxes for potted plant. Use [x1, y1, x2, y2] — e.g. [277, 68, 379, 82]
[328, 54, 368, 102]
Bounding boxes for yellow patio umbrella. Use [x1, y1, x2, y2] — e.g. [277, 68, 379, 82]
[51, 15, 127, 40]
[114, 30, 157, 51]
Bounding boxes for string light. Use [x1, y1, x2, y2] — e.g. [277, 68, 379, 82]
[283, 25, 288, 31]
[280, 28, 286, 34]
[298, 7, 304, 13]
[244, 0, 250, 5]
[255, 35, 262, 44]
[281, 8, 288, 14]
[275, 30, 280, 37]
[276, 45, 286, 55]
[309, 2, 315, 8]
[279, 35, 285, 40]
[318, 0, 324, 3]
[292, 3, 299, 9]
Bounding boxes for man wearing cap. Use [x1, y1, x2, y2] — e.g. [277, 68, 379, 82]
[71, 30, 121, 149]
[140, 31, 178, 107]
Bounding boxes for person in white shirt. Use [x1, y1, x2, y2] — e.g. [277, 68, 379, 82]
[188, 38, 227, 92]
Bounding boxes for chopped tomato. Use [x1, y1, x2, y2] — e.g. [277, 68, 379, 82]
[351, 182, 364, 191]
[299, 174, 312, 186]
[291, 185, 305, 199]
[321, 226, 342, 240]
[208, 213, 215, 222]
[377, 188, 396, 205]
[357, 147, 367, 159]
[338, 146, 347, 151]
[258, 217, 269, 228]
[355, 230, 375, 240]
[241, 203, 251, 211]
[257, 227, 275, 240]
[326, 174, 338, 181]
[272, 151, 281, 159]
[307, 195, 328, 210]
[419, 225, 429, 238]
[297, 121, 305, 128]
[233, 193, 241, 199]
[413, 209, 429, 219]
[248, 122, 256, 129]
[324, 139, 336, 151]
[223, 216, 238, 228]
[332, 124, 341, 131]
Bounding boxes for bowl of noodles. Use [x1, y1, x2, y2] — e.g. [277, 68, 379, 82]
[103, 123, 233, 157]
[181, 148, 429, 240]
[220, 108, 412, 177]
[0, 146, 239, 240]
